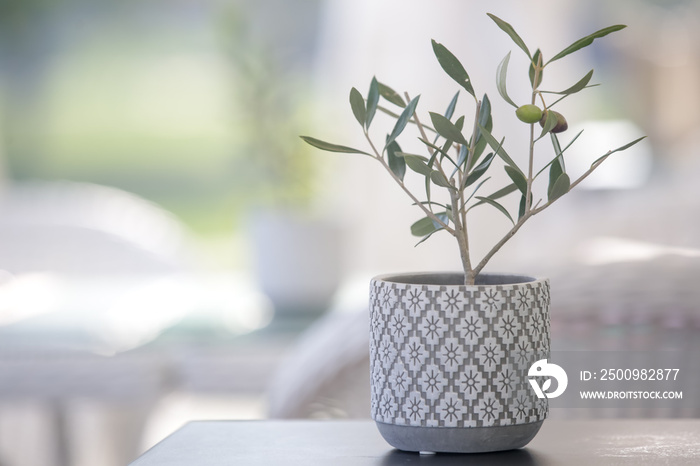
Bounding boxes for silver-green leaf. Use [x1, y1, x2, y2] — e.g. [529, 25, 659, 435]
[431, 39, 475, 97]
[365, 77, 380, 129]
[538, 110, 559, 140]
[487, 13, 531, 59]
[300, 136, 371, 156]
[542, 70, 594, 95]
[475, 196, 515, 225]
[589, 136, 646, 167]
[429, 112, 469, 146]
[398, 152, 432, 176]
[430, 170, 454, 189]
[386, 96, 420, 147]
[496, 52, 518, 108]
[378, 81, 406, 107]
[548, 173, 570, 202]
[505, 165, 528, 194]
[465, 152, 495, 187]
[411, 216, 438, 237]
[386, 139, 406, 181]
[548, 25, 626, 64]
[349, 87, 366, 127]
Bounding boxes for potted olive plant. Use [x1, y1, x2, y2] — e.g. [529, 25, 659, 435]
[302, 13, 643, 453]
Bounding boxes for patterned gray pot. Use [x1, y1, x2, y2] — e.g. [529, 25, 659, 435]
[369, 272, 550, 453]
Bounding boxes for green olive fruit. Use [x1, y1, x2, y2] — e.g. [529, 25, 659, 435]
[539, 110, 568, 133]
[515, 104, 543, 124]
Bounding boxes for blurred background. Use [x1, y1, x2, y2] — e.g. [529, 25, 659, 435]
[0, 0, 699, 465]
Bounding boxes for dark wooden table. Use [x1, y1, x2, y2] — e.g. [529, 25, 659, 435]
[130, 420, 700, 465]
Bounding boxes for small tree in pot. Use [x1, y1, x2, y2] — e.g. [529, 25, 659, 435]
[303, 13, 644, 453]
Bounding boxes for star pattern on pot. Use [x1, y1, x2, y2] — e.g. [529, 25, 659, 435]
[389, 312, 409, 338]
[419, 365, 446, 400]
[405, 392, 426, 424]
[403, 289, 427, 316]
[390, 363, 409, 399]
[403, 337, 427, 370]
[440, 393, 464, 426]
[460, 366, 484, 400]
[515, 341, 532, 366]
[458, 315, 484, 345]
[497, 368, 515, 394]
[477, 288, 504, 317]
[497, 311, 519, 344]
[441, 289, 464, 317]
[513, 393, 531, 420]
[478, 395, 502, 423]
[380, 388, 398, 419]
[478, 338, 504, 371]
[437, 339, 463, 373]
[515, 288, 532, 312]
[421, 311, 445, 345]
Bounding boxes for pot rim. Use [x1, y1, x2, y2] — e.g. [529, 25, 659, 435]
[372, 271, 546, 287]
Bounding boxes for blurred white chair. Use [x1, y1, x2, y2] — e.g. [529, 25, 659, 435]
[0, 180, 194, 466]
[0, 180, 192, 275]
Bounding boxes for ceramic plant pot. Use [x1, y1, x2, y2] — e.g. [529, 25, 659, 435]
[369, 272, 550, 453]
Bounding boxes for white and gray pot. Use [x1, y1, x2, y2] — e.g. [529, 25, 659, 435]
[369, 272, 550, 453]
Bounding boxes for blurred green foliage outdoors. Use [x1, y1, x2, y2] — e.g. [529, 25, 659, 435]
[0, 0, 322, 235]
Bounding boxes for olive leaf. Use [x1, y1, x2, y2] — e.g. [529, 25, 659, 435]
[445, 91, 460, 121]
[464, 176, 492, 204]
[386, 139, 406, 181]
[529, 49, 543, 89]
[419, 138, 456, 165]
[410, 213, 449, 237]
[537, 110, 559, 140]
[518, 194, 527, 220]
[386, 95, 420, 147]
[300, 136, 371, 156]
[505, 165, 528, 194]
[434, 92, 461, 148]
[453, 143, 468, 177]
[378, 81, 406, 107]
[430, 170, 455, 189]
[397, 152, 432, 176]
[411, 216, 439, 237]
[548, 173, 571, 202]
[465, 152, 495, 187]
[548, 25, 626, 64]
[472, 94, 493, 167]
[349, 87, 366, 127]
[589, 136, 646, 167]
[548, 157, 564, 199]
[470, 183, 518, 209]
[430, 112, 469, 146]
[475, 196, 515, 225]
[365, 77, 380, 129]
[487, 13, 531, 59]
[496, 52, 518, 108]
[541, 70, 595, 95]
[431, 39, 475, 97]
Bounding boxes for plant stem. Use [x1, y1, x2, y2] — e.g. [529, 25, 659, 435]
[450, 188, 473, 285]
[458, 99, 483, 285]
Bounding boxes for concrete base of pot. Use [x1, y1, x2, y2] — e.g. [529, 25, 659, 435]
[375, 420, 543, 453]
